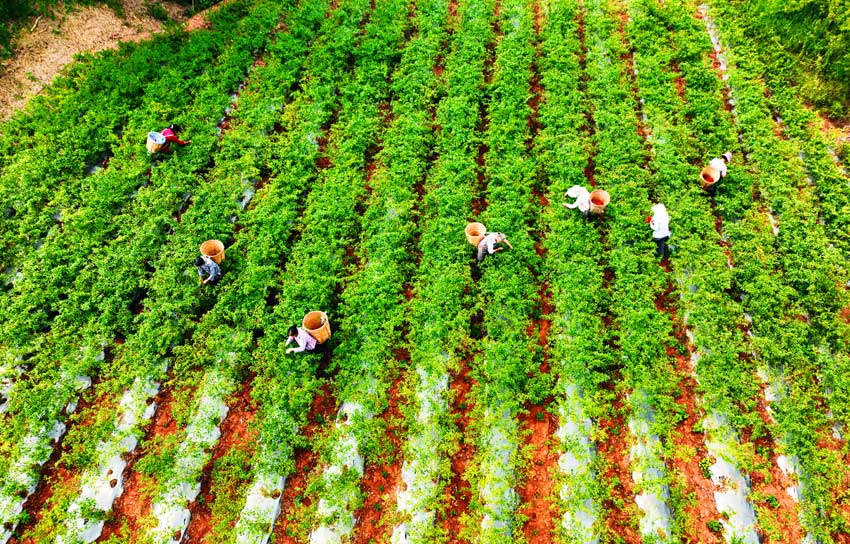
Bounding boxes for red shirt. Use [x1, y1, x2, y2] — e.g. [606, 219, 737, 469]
[161, 128, 188, 146]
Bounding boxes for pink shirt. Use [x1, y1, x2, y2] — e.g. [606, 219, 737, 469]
[161, 127, 188, 146]
[286, 328, 317, 352]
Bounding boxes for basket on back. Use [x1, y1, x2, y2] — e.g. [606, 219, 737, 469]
[588, 190, 610, 214]
[146, 132, 166, 153]
[303, 311, 331, 344]
[700, 166, 720, 189]
[200, 240, 225, 264]
[465, 222, 486, 247]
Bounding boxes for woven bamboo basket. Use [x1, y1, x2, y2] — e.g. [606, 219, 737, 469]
[303, 311, 331, 344]
[465, 222, 486, 247]
[146, 132, 165, 153]
[200, 240, 225, 264]
[700, 166, 720, 189]
[588, 190, 610, 214]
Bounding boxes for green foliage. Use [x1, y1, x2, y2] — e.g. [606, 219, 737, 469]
[716, 0, 850, 115]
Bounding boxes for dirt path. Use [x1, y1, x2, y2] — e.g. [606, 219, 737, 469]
[442, 352, 476, 541]
[182, 375, 257, 543]
[98, 385, 179, 543]
[517, 4, 557, 536]
[351, 374, 406, 544]
[272, 383, 337, 543]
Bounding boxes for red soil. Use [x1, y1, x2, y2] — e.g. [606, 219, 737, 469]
[442, 355, 476, 541]
[10, 380, 110, 543]
[517, 405, 556, 544]
[670, 348, 722, 544]
[654, 280, 675, 312]
[98, 386, 179, 542]
[602, 267, 614, 288]
[183, 375, 258, 543]
[8, 467, 76, 544]
[327, 0, 339, 18]
[272, 383, 337, 543]
[518, 280, 556, 543]
[527, 70, 543, 150]
[473, 121, 489, 216]
[670, 61, 687, 104]
[598, 381, 642, 544]
[740, 389, 805, 544]
[351, 375, 406, 543]
[315, 156, 332, 170]
[583, 157, 596, 188]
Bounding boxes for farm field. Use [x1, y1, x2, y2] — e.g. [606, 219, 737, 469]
[1, 0, 850, 542]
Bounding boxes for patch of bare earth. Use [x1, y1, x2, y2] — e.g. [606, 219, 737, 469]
[351, 371, 407, 543]
[442, 354, 475, 542]
[0, 0, 189, 119]
[662, 336, 722, 544]
[272, 383, 337, 543]
[520, 102, 556, 541]
[183, 374, 258, 543]
[97, 386, 180, 542]
[598, 380, 641, 544]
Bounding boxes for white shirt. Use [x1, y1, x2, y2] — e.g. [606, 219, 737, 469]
[709, 157, 728, 178]
[480, 233, 504, 255]
[650, 204, 670, 239]
[565, 185, 591, 213]
[285, 328, 317, 352]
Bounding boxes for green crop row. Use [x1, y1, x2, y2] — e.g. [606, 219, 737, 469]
[583, 0, 685, 540]
[0, 1, 258, 271]
[393, 0, 493, 538]
[676, 0, 850, 539]
[464, 0, 541, 541]
[122, 0, 377, 537]
[624, 1, 770, 540]
[703, 0, 850, 118]
[0, 1, 341, 539]
[0, 0, 292, 453]
[537, 0, 611, 540]
[0, 0, 284, 362]
[216, 0, 414, 539]
[294, 0, 446, 537]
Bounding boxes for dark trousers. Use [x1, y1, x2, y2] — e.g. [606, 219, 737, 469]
[309, 341, 328, 353]
[654, 236, 669, 258]
[706, 173, 726, 196]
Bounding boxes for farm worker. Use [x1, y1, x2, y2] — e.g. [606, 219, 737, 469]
[704, 151, 732, 196]
[563, 185, 591, 216]
[285, 325, 318, 354]
[477, 232, 513, 263]
[648, 203, 670, 258]
[160, 124, 192, 153]
[195, 255, 221, 286]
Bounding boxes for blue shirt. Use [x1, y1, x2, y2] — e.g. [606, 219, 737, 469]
[196, 259, 221, 282]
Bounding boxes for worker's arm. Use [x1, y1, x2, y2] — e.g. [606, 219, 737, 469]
[502, 239, 513, 249]
[286, 334, 307, 354]
[206, 262, 221, 283]
[164, 133, 191, 146]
